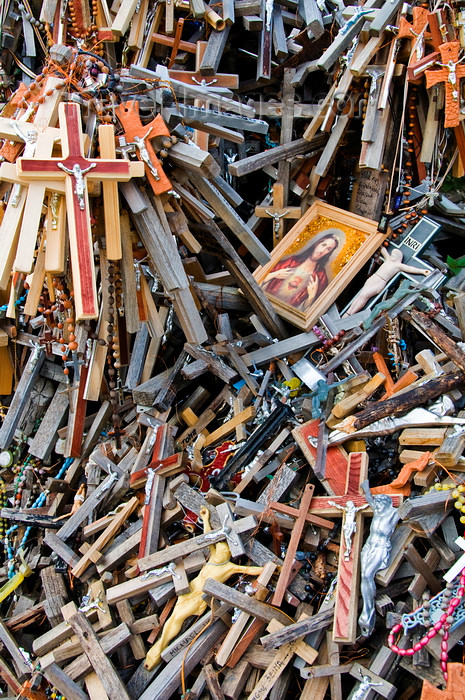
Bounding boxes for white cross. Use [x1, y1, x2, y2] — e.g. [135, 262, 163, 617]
[443, 536, 465, 583]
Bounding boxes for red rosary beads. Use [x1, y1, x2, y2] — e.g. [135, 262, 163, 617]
[388, 567, 465, 683]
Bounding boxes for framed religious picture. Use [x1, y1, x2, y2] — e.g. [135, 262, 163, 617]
[253, 200, 386, 331]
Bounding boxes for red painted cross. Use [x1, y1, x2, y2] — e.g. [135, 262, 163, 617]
[16, 102, 136, 321]
[308, 453, 403, 644]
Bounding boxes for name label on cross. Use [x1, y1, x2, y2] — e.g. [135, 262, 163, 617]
[401, 235, 422, 253]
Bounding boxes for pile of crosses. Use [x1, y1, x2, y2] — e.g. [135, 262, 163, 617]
[2, 0, 465, 698]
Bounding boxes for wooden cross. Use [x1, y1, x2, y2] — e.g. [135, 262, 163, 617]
[308, 459, 403, 644]
[271, 483, 315, 607]
[0, 77, 64, 288]
[292, 418, 349, 496]
[425, 41, 465, 128]
[254, 183, 301, 247]
[16, 102, 142, 321]
[247, 616, 318, 700]
[138, 424, 172, 559]
[398, 7, 432, 65]
[168, 41, 239, 150]
[115, 100, 172, 196]
[421, 663, 465, 700]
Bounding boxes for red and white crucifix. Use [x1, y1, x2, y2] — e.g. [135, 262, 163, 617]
[16, 101, 143, 321]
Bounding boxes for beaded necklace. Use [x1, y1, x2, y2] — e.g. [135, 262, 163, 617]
[388, 480, 465, 681]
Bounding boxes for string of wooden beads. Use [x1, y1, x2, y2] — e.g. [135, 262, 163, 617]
[67, 0, 99, 40]
[106, 262, 123, 441]
[312, 325, 346, 348]
[53, 278, 76, 379]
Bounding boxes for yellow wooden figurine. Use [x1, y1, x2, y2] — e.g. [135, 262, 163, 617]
[144, 505, 263, 670]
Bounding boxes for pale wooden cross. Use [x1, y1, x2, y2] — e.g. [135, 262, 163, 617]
[16, 102, 143, 321]
[98, 124, 124, 261]
[0, 76, 65, 290]
[254, 183, 301, 247]
[425, 41, 465, 128]
[115, 99, 172, 196]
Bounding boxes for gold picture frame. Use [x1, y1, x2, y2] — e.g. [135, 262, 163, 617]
[253, 201, 386, 331]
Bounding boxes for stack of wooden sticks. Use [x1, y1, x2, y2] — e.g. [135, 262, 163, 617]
[1, 0, 465, 697]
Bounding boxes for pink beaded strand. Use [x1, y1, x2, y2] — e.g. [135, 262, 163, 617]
[387, 567, 465, 683]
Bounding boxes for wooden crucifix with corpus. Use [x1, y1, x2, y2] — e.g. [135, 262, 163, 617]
[254, 183, 301, 247]
[398, 7, 432, 66]
[308, 456, 403, 644]
[16, 102, 143, 321]
[425, 41, 465, 128]
[115, 100, 173, 196]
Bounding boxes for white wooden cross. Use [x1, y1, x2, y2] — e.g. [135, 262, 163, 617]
[444, 536, 465, 583]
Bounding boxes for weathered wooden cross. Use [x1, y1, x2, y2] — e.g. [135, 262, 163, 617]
[254, 183, 301, 247]
[425, 41, 465, 128]
[16, 102, 142, 320]
[167, 41, 239, 151]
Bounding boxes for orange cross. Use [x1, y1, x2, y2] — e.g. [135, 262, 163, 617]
[115, 100, 172, 196]
[398, 7, 431, 41]
[421, 664, 465, 700]
[398, 7, 432, 64]
[425, 41, 465, 127]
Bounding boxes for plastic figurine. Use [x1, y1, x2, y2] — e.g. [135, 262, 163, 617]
[144, 506, 263, 670]
[345, 247, 431, 316]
